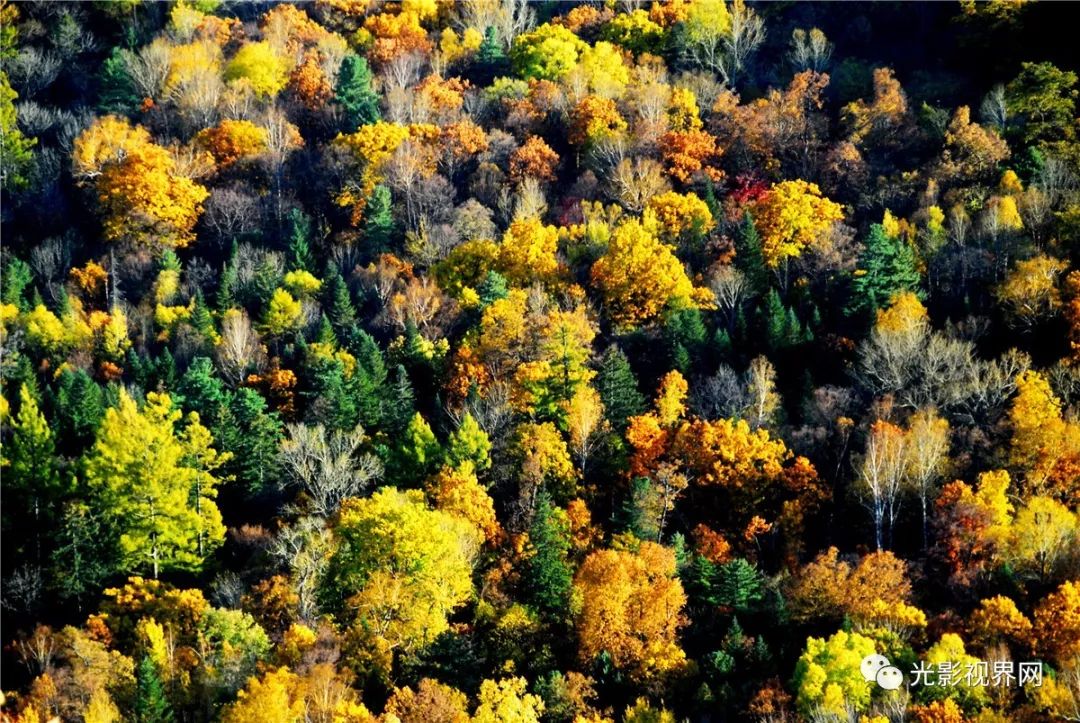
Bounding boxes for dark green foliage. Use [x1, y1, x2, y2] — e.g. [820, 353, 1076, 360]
[663, 307, 708, 374]
[217, 261, 238, 312]
[315, 315, 339, 347]
[595, 345, 646, 431]
[324, 270, 358, 344]
[51, 502, 113, 607]
[286, 208, 315, 271]
[477, 270, 509, 307]
[304, 357, 360, 431]
[477, 26, 506, 67]
[335, 54, 380, 131]
[217, 388, 283, 496]
[351, 330, 388, 429]
[2, 257, 34, 309]
[734, 213, 768, 297]
[134, 656, 175, 723]
[847, 223, 922, 318]
[363, 185, 394, 253]
[189, 292, 215, 347]
[383, 364, 416, 436]
[53, 369, 105, 453]
[177, 357, 228, 428]
[714, 559, 766, 616]
[97, 46, 140, 115]
[761, 290, 798, 351]
[526, 493, 573, 620]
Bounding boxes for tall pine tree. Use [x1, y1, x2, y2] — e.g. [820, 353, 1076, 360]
[526, 493, 573, 621]
[735, 212, 769, 297]
[848, 223, 922, 318]
[335, 54, 380, 131]
[133, 655, 175, 723]
[595, 345, 646, 431]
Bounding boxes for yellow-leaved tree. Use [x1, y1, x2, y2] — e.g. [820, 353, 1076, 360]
[83, 390, 228, 578]
[749, 179, 843, 268]
[73, 116, 209, 249]
[590, 217, 707, 328]
[324, 488, 477, 656]
[574, 542, 688, 683]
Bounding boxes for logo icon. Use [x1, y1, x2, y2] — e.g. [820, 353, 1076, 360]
[861, 653, 904, 690]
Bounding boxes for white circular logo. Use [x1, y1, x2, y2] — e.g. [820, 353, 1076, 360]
[876, 665, 904, 690]
[860, 653, 891, 682]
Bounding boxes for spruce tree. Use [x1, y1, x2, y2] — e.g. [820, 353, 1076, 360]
[477, 270, 510, 307]
[217, 388, 283, 496]
[477, 26, 506, 67]
[189, 292, 215, 346]
[848, 223, 922, 318]
[324, 270, 358, 343]
[383, 364, 416, 436]
[352, 330, 387, 429]
[286, 208, 314, 271]
[595, 346, 646, 431]
[715, 559, 765, 616]
[54, 369, 105, 454]
[335, 54, 380, 131]
[734, 212, 769, 297]
[217, 261, 238, 312]
[526, 493, 573, 620]
[306, 358, 359, 431]
[133, 655, 175, 723]
[362, 185, 394, 253]
[51, 502, 112, 608]
[97, 46, 140, 115]
[177, 357, 228, 428]
[2, 257, 33, 309]
[315, 315, 339, 347]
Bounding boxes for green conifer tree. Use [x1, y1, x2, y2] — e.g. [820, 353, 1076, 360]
[335, 54, 380, 131]
[595, 346, 646, 431]
[848, 223, 922, 318]
[133, 655, 175, 723]
[735, 212, 768, 297]
[526, 492, 573, 620]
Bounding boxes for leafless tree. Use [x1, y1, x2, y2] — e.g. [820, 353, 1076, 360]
[979, 84, 1008, 129]
[708, 266, 748, 328]
[609, 157, 670, 213]
[269, 516, 333, 622]
[209, 571, 245, 609]
[123, 38, 172, 100]
[168, 62, 224, 131]
[7, 47, 63, 97]
[456, 0, 535, 51]
[217, 310, 266, 387]
[203, 187, 261, 245]
[280, 423, 383, 518]
[29, 235, 71, 305]
[789, 28, 832, 72]
[692, 364, 748, 420]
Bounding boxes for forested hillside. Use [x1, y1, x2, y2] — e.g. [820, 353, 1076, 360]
[1, 1, 1079, 721]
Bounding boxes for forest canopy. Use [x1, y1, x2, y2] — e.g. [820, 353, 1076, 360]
[1, 0, 1079, 721]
